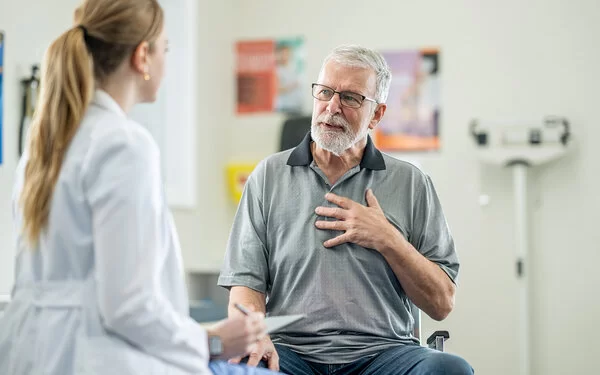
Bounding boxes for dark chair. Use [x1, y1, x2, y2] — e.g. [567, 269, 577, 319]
[411, 303, 450, 351]
[280, 115, 312, 151]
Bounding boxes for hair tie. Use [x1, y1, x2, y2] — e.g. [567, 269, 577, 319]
[78, 25, 88, 38]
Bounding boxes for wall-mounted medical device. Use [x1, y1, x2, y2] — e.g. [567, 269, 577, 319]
[19, 64, 40, 156]
[469, 116, 571, 166]
[470, 115, 572, 375]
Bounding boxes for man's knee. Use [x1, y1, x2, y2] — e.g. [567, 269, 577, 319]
[423, 352, 473, 375]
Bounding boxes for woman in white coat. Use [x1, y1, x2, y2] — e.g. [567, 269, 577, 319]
[0, 1, 283, 374]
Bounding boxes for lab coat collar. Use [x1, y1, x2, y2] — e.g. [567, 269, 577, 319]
[92, 89, 127, 118]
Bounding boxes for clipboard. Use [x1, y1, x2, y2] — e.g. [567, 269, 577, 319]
[265, 314, 305, 333]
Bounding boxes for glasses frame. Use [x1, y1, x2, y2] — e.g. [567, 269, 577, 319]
[311, 83, 378, 108]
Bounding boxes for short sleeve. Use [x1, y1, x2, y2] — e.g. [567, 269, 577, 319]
[411, 175, 460, 283]
[218, 162, 270, 294]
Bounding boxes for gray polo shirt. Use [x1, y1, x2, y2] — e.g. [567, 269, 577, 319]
[218, 133, 459, 364]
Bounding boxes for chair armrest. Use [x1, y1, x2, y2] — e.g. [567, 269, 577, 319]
[426, 330, 450, 352]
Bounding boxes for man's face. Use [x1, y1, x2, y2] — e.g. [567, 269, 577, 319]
[311, 60, 379, 155]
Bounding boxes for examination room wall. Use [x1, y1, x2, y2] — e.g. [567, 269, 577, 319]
[0, 1, 598, 375]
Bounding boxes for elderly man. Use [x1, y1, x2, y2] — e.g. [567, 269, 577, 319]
[218, 45, 473, 375]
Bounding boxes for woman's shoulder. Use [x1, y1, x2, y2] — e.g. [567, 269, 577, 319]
[81, 106, 158, 158]
[77, 106, 161, 183]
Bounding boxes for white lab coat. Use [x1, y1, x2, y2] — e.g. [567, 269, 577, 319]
[0, 90, 212, 375]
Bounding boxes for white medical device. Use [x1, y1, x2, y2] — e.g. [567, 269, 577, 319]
[470, 116, 571, 375]
[470, 116, 570, 166]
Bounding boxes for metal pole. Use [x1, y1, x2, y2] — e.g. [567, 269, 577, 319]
[512, 162, 530, 375]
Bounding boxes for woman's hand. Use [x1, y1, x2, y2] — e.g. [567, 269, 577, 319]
[206, 312, 267, 360]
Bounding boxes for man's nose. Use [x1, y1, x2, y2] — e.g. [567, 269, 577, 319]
[326, 93, 343, 114]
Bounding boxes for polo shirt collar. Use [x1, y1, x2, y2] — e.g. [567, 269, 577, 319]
[287, 132, 386, 170]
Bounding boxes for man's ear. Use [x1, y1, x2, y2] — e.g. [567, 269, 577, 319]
[369, 103, 387, 130]
[131, 41, 150, 75]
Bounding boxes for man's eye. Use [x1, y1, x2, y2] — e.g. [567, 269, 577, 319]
[320, 89, 333, 96]
[341, 94, 360, 104]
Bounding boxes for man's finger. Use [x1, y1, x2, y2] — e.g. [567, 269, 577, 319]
[315, 206, 347, 219]
[315, 220, 346, 231]
[365, 189, 381, 209]
[267, 350, 280, 371]
[324, 233, 350, 248]
[325, 193, 352, 209]
[228, 356, 242, 364]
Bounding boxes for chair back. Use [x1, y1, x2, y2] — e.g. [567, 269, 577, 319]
[280, 115, 311, 151]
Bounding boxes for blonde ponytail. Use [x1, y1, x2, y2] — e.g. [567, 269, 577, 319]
[19, 0, 163, 246]
[20, 27, 94, 245]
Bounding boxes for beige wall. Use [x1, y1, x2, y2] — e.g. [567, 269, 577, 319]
[0, 1, 598, 374]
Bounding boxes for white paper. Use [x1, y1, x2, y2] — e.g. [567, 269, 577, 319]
[265, 314, 305, 333]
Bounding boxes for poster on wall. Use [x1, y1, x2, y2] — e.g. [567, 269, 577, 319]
[226, 162, 257, 203]
[0, 31, 4, 165]
[236, 37, 305, 115]
[373, 48, 440, 152]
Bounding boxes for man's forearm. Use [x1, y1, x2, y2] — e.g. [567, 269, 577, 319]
[228, 286, 266, 317]
[379, 231, 456, 321]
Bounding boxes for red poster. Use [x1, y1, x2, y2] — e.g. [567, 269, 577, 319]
[236, 41, 277, 114]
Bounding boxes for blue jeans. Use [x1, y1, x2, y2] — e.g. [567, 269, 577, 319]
[209, 360, 283, 375]
[259, 344, 473, 375]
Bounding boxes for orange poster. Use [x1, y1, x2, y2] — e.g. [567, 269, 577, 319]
[236, 38, 305, 115]
[236, 40, 277, 114]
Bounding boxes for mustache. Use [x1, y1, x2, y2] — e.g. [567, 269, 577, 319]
[315, 114, 350, 129]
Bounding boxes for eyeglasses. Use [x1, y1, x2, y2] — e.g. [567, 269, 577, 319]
[311, 83, 378, 109]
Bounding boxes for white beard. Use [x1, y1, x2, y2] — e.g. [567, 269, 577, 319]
[311, 113, 369, 156]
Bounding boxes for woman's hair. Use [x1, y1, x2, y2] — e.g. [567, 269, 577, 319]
[20, 0, 163, 245]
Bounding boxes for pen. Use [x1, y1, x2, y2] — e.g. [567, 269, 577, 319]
[234, 303, 251, 316]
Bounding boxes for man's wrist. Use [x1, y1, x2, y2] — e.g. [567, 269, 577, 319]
[378, 225, 408, 257]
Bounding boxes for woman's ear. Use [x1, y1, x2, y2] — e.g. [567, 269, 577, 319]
[73, 7, 82, 24]
[131, 41, 150, 75]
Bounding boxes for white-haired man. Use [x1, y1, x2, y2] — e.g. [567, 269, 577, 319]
[219, 45, 473, 375]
